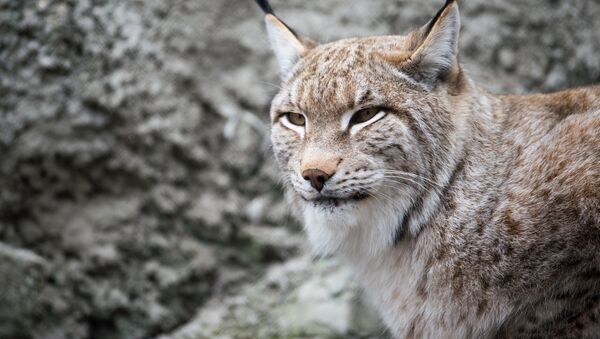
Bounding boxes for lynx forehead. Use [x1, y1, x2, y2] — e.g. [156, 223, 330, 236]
[254, 0, 600, 337]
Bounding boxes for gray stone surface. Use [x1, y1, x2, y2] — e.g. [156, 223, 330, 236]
[158, 255, 386, 339]
[0, 0, 598, 338]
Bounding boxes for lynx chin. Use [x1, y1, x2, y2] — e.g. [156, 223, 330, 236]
[254, 0, 600, 337]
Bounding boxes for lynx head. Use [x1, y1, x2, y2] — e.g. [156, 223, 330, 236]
[257, 0, 472, 256]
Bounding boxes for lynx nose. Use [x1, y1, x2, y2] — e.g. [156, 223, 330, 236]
[302, 169, 331, 192]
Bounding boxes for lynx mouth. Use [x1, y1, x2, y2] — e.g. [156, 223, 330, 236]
[306, 193, 370, 207]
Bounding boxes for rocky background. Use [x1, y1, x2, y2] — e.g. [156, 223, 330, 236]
[0, 0, 598, 338]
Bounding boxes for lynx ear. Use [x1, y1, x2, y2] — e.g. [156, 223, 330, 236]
[407, 0, 461, 83]
[255, 0, 309, 78]
[264, 14, 307, 78]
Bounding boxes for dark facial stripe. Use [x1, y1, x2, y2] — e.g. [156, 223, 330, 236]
[394, 194, 425, 245]
[394, 219, 406, 245]
[394, 154, 466, 246]
[394, 107, 434, 174]
[440, 155, 466, 204]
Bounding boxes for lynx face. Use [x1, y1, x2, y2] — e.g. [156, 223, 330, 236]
[264, 1, 467, 255]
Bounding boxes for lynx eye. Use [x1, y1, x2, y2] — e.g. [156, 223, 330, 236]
[350, 107, 380, 125]
[342, 107, 387, 135]
[284, 112, 306, 126]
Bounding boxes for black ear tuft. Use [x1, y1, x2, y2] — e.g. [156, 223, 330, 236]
[425, 0, 458, 36]
[255, 0, 274, 15]
[255, 1, 300, 38]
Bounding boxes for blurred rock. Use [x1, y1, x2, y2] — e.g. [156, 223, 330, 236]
[159, 255, 387, 339]
[244, 195, 270, 223]
[184, 190, 240, 243]
[0, 243, 47, 338]
[239, 225, 303, 263]
[149, 185, 189, 216]
[274, 259, 383, 337]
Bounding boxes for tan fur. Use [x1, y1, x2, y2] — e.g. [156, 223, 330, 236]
[257, 0, 600, 337]
[301, 151, 340, 177]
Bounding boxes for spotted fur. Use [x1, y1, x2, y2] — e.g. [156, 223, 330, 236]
[255, 0, 600, 337]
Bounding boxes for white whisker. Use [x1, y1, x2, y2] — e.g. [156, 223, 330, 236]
[381, 176, 428, 191]
[382, 170, 444, 188]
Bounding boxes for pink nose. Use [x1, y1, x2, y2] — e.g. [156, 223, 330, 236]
[302, 169, 331, 192]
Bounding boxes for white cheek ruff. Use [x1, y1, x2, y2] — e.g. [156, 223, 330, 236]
[349, 111, 386, 135]
[280, 114, 306, 139]
[301, 188, 410, 258]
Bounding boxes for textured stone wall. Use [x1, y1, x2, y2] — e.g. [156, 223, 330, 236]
[0, 0, 598, 338]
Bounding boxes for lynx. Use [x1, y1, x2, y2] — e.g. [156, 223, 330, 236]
[254, 0, 600, 337]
